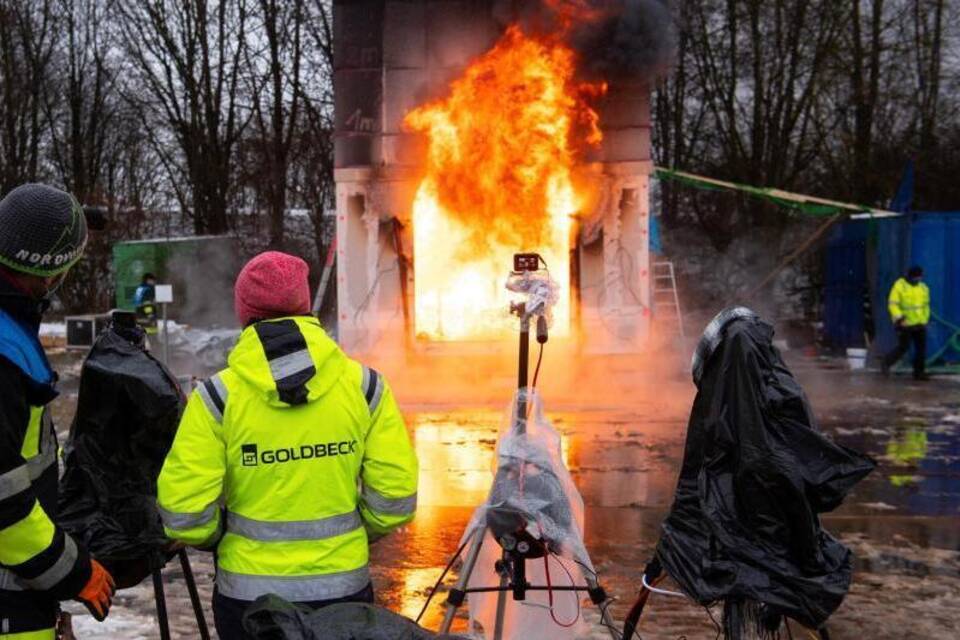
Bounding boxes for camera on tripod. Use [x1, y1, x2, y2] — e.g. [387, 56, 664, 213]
[507, 253, 554, 345]
[427, 253, 616, 640]
[513, 253, 542, 273]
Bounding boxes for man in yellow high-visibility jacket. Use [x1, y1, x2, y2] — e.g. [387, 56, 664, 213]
[882, 265, 931, 381]
[157, 251, 418, 639]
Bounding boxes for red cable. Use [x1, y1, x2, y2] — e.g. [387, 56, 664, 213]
[543, 554, 579, 628]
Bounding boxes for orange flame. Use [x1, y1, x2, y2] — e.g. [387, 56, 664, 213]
[404, 26, 605, 341]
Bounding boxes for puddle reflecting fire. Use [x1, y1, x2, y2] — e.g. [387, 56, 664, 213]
[373, 402, 960, 635]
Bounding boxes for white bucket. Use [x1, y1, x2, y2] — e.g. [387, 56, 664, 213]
[846, 348, 868, 370]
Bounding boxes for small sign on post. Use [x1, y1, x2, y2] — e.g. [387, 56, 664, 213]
[154, 285, 173, 364]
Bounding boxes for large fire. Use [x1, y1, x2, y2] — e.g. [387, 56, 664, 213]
[404, 26, 604, 341]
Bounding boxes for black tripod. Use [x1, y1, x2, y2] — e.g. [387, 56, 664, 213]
[151, 549, 210, 640]
[437, 299, 618, 639]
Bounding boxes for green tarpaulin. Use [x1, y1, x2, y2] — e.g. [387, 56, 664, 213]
[654, 168, 900, 219]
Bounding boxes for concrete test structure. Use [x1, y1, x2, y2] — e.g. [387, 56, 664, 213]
[333, 0, 652, 355]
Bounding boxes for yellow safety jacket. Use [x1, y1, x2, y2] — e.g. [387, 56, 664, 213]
[888, 278, 930, 327]
[1, 303, 91, 639]
[156, 316, 418, 602]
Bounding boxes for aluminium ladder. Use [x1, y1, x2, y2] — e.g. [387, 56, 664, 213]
[652, 261, 685, 339]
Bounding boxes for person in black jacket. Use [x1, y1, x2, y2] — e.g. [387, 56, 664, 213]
[0, 184, 115, 639]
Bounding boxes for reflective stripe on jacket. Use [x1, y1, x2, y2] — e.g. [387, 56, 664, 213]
[156, 316, 418, 602]
[0, 305, 90, 609]
[887, 278, 930, 327]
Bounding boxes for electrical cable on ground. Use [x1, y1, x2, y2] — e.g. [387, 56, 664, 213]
[415, 529, 476, 625]
[600, 598, 627, 640]
[642, 574, 686, 598]
[570, 558, 634, 640]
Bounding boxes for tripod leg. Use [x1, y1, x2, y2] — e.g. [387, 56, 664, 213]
[152, 569, 172, 640]
[179, 550, 211, 640]
[492, 571, 509, 640]
[439, 528, 485, 634]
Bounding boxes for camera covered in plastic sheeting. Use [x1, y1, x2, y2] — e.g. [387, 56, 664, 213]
[461, 389, 592, 639]
[484, 392, 575, 558]
[58, 322, 186, 588]
[505, 269, 559, 323]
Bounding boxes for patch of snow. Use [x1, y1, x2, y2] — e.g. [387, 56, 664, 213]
[62, 602, 155, 640]
[834, 426, 889, 437]
[40, 322, 66, 337]
[859, 502, 898, 511]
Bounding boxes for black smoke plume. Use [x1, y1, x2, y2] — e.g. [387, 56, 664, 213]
[492, 0, 677, 81]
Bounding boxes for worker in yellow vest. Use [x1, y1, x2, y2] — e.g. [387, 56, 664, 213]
[133, 273, 158, 334]
[882, 265, 930, 381]
[157, 251, 418, 639]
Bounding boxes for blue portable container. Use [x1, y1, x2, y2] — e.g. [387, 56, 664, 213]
[824, 212, 959, 366]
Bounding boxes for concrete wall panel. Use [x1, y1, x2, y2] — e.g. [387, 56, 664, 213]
[384, 1, 427, 69]
[380, 133, 427, 167]
[426, 0, 499, 69]
[383, 68, 432, 134]
[602, 127, 651, 163]
[333, 0, 384, 70]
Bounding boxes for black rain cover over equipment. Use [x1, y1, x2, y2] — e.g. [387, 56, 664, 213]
[242, 596, 470, 640]
[58, 325, 185, 588]
[655, 308, 875, 633]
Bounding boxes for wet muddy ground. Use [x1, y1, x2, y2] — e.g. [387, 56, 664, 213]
[44, 351, 960, 639]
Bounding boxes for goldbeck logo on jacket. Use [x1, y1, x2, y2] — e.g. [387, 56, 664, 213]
[240, 440, 358, 466]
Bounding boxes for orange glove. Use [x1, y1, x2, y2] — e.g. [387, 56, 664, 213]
[76, 560, 115, 621]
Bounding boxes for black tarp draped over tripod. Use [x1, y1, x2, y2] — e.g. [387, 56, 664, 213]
[655, 308, 875, 636]
[58, 325, 185, 588]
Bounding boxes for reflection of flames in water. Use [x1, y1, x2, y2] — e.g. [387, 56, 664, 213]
[412, 415, 571, 508]
[404, 26, 605, 341]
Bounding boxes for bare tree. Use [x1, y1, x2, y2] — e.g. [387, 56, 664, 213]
[242, 0, 307, 249]
[654, 2, 707, 229]
[847, 0, 887, 201]
[0, 0, 56, 192]
[912, 0, 945, 151]
[116, 0, 250, 235]
[656, 0, 847, 250]
[43, 0, 118, 204]
[297, 0, 335, 264]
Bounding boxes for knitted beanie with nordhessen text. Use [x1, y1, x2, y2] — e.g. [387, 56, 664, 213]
[0, 183, 88, 277]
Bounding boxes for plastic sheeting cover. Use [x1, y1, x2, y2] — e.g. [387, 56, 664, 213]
[656, 308, 875, 632]
[461, 390, 592, 640]
[505, 271, 560, 326]
[242, 596, 469, 640]
[58, 326, 185, 588]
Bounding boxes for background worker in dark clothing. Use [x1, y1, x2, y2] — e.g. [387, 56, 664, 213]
[882, 265, 931, 381]
[0, 184, 115, 638]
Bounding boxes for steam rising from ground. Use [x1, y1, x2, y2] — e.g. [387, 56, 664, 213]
[365, 333, 696, 415]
